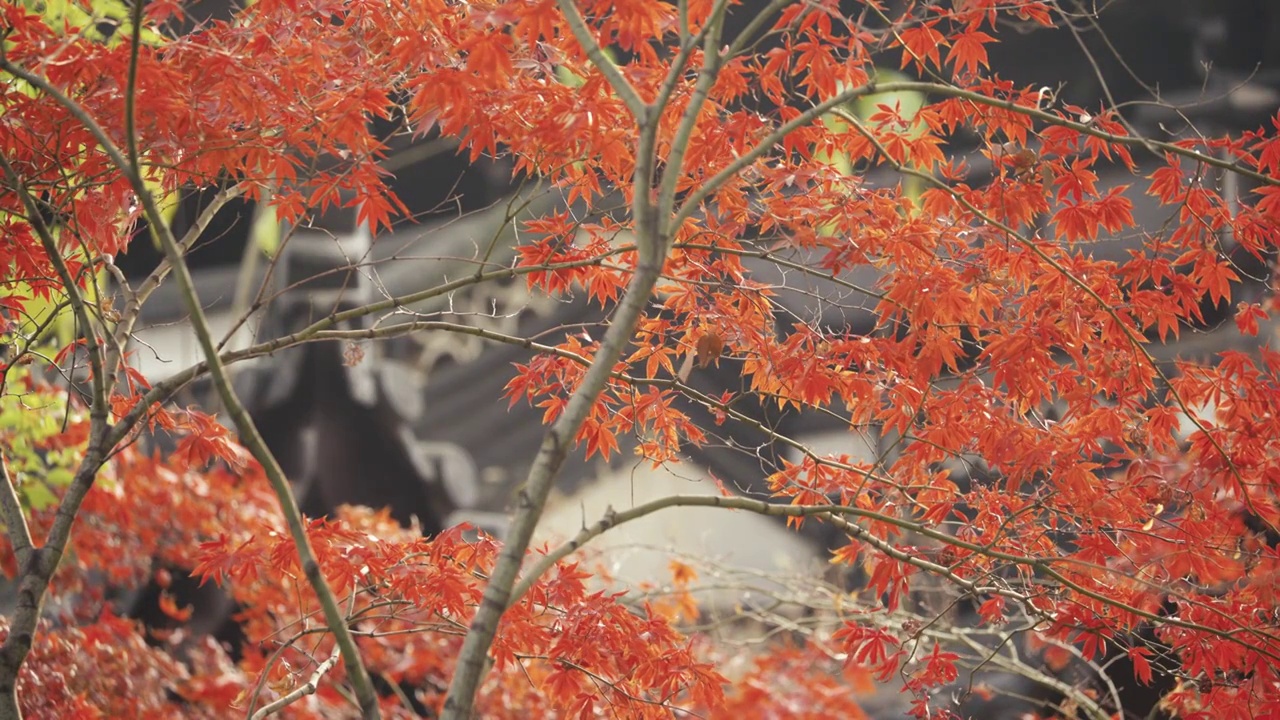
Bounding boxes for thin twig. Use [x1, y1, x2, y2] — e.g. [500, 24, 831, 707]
[249, 648, 342, 720]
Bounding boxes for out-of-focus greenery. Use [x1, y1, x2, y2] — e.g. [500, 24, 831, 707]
[0, 365, 88, 511]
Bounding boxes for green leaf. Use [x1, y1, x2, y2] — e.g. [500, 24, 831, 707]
[22, 481, 57, 511]
[46, 467, 74, 488]
[251, 194, 281, 258]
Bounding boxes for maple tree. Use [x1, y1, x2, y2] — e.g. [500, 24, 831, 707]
[2, 0, 1280, 718]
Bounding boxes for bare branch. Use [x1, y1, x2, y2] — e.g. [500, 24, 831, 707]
[0, 456, 33, 565]
[505, 491, 1280, 667]
[249, 648, 342, 720]
[247, 645, 340, 717]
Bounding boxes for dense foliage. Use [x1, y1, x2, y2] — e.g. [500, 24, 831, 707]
[2, 0, 1280, 718]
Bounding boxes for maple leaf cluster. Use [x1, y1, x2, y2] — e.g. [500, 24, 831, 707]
[2, 0, 1280, 717]
[0, 369, 727, 718]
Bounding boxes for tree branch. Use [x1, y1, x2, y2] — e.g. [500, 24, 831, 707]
[0, 456, 33, 567]
[440, 226, 668, 720]
[553, 0, 647, 119]
[656, 0, 727, 238]
[505, 491, 1280, 667]
[440, 6, 706, 706]
[0, 60, 382, 720]
[828, 103, 1268, 529]
[249, 648, 342, 720]
[96, 305, 1280, 661]
[0, 154, 108, 419]
[672, 79, 1280, 234]
[0, 153, 116, 720]
[505, 493, 992, 607]
[117, 184, 247, 345]
[878, 80, 1279, 186]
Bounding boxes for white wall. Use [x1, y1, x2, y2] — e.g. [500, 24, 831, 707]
[535, 459, 823, 606]
[129, 309, 259, 382]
